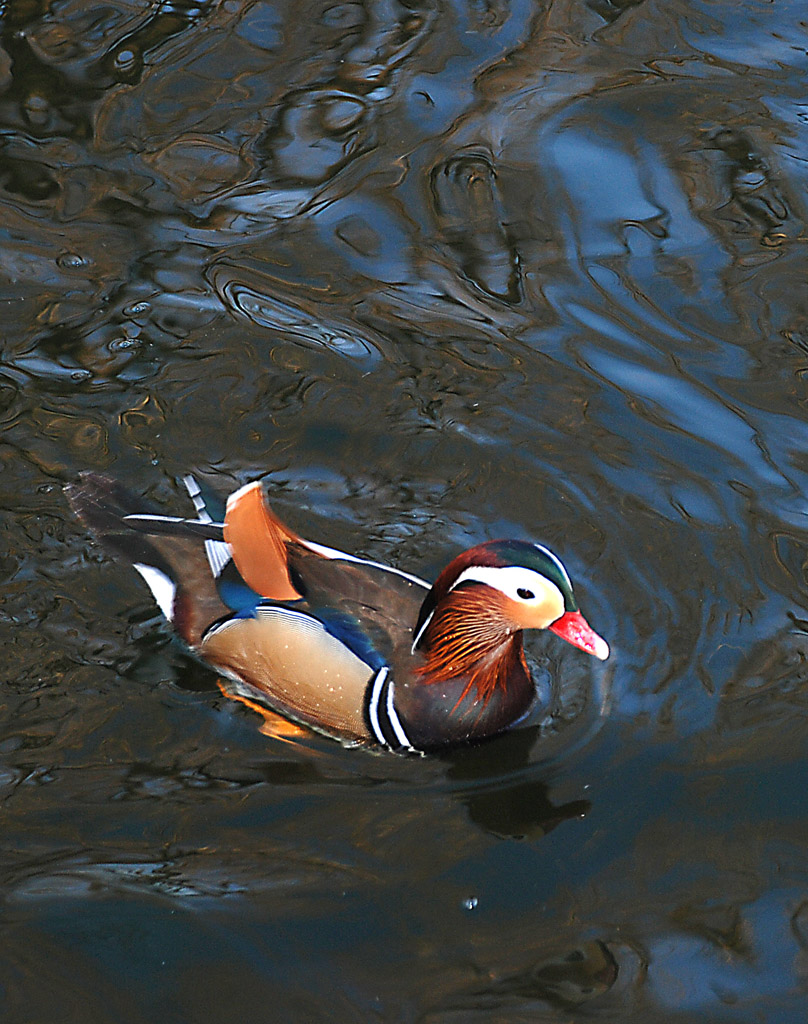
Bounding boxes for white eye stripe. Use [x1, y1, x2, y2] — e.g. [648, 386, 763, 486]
[533, 543, 571, 589]
[450, 565, 565, 606]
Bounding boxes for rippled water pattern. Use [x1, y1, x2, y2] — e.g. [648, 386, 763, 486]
[2, 0, 808, 1020]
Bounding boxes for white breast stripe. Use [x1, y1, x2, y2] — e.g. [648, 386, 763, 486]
[386, 680, 414, 750]
[133, 563, 176, 620]
[367, 666, 389, 745]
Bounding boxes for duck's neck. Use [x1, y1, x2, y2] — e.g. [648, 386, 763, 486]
[416, 587, 525, 706]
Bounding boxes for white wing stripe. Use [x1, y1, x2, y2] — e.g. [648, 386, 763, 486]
[182, 475, 232, 578]
[183, 474, 212, 522]
[204, 539, 231, 578]
[301, 539, 430, 588]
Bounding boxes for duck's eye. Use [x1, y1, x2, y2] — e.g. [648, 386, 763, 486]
[517, 587, 535, 600]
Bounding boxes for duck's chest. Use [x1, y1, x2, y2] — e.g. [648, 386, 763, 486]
[389, 651, 537, 750]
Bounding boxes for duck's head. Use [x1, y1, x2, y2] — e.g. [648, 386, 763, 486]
[412, 540, 608, 695]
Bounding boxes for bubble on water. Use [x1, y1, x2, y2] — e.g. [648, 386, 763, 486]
[24, 93, 50, 128]
[211, 271, 380, 363]
[108, 337, 140, 353]
[319, 96, 365, 134]
[320, 3, 365, 28]
[123, 301, 152, 318]
[462, 896, 479, 911]
[366, 86, 394, 102]
[734, 170, 766, 192]
[114, 48, 138, 72]
[57, 252, 91, 269]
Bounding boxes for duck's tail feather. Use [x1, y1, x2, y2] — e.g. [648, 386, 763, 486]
[122, 514, 224, 540]
[66, 473, 230, 644]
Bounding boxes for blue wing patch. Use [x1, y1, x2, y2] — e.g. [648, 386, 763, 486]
[308, 607, 387, 671]
[213, 554, 382, 668]
[215, 560, 263, 616]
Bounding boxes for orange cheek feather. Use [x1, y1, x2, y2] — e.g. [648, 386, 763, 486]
[500, 591, 564, 632]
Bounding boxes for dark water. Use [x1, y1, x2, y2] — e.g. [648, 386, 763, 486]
[1, 0, 808, 1019]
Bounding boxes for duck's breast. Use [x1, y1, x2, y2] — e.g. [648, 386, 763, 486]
[199, 605, 376, 742]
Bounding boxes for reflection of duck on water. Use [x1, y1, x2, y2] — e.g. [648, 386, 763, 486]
[67, 472, 608, 752]
[436, 940, 620, 1016]
[487, 940, 620, 1007]
[442, 724, 591, 839]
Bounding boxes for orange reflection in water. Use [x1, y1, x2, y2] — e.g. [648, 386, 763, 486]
[216, 679, 310, 743]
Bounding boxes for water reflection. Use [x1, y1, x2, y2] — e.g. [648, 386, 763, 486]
[448, 751, 591, 840]
[456, 940, 621, 1012]
[209, 261, 385, 362]
[431, 151, 520, 302]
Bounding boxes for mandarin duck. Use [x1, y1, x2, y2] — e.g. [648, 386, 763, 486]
[66, 473, 608, 752]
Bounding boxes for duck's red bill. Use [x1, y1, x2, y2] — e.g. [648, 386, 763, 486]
[549, 611, 609, 661]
